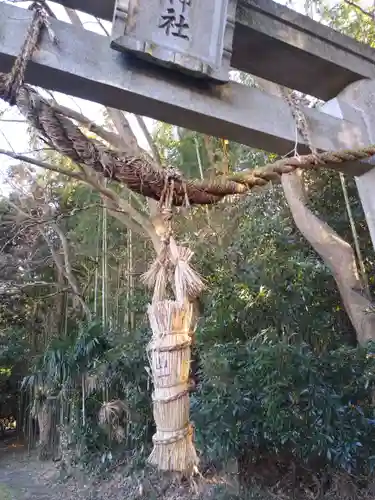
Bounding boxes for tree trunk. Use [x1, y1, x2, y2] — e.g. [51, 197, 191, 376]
[37, 402, 53, 460]
[282, 170, 375, 346]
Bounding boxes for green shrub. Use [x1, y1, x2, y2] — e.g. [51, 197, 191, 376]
[192, 334, 375, 475]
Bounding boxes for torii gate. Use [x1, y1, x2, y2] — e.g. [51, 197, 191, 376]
[1, 0, 375, 474]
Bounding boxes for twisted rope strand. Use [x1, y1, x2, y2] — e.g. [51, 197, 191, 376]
[4, 9, 42, 105]
[3, 2, 57, 105]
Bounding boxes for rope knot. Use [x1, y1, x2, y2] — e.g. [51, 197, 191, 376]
[164, 166, 183, 182]
[161, 207, 173, 221]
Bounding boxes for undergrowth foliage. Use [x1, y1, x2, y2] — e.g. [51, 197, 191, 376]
[193, 337, 375, 476]
[21, 323, 153, 470]
[186, 183, 375, 483]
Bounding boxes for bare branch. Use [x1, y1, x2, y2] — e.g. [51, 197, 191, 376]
[343, 0, 375, 20]
[134, 115, 162, 164]
[38, 288, 71, 299]
[0, 148, 85, 180]
[106, 108, 142, 155]
[96, 17, 110, 36]
[104, 199, 149, 236]
[76, 161, 160, 245]
[4, 194, 92, 320]
[282, 170, 375, 345]
[42, 222, 92, 321]
[0, 119, 26, 123]
[1, 147, 159, 249]
[2, 198, 29, 221]
[0, 281, 66, 297]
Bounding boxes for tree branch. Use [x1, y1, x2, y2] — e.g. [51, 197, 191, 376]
[107, 108, 143, 156]
[45, 222, 92, 321]
[3, 197, 90, 319]
[50, 101, 124, 149]
[134, 115, 162, 164]
[282, 169, 375, 346]
[343, 0, 375, 20]
[1, 146, 159, 249]
[0, 148, 85, 180]
[104, 200, 148, 237]
[0, 281, 66, 296]
[77, 161, 161, 249]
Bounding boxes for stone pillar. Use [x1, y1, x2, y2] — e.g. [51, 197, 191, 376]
[322, 79, 375, 250]
[356, 169, 375, 248]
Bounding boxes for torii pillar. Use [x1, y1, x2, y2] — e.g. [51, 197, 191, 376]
[322, 79, 375, 251]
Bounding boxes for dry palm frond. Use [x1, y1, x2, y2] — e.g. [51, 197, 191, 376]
[113, 425, 126, 443]
[84, 374, 100, 396]
[98, 399, 130, 423]
[98, 399, 130, 440]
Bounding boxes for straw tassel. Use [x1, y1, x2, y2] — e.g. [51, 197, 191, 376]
[141, 238, 205, 304]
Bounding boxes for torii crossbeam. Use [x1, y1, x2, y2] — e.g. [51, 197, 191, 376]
[0, 2, 370, 165]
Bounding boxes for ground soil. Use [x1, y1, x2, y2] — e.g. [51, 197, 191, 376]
[0, 438, 60, 500]
[0, 436, 222, 500]
[1, 437, 375, 500]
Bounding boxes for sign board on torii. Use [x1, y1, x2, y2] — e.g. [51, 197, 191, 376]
[111, 0, 237, 82]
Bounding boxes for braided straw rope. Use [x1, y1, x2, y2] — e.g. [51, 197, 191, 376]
[0, 7, 375, 207]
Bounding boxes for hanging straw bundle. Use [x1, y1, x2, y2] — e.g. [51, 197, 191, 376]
[141, 244, 170, 302]
[169, 238, 206, 303]
[142, 180, 204, 473]
[141, 236, 206, 304]
[147, 300, 199, 472]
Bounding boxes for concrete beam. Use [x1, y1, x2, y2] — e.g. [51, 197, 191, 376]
[50, 0, 375, 100]
[235, 0, 375, 100]
[50, 0, 113, 20]
[0, 2, 369, 169]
